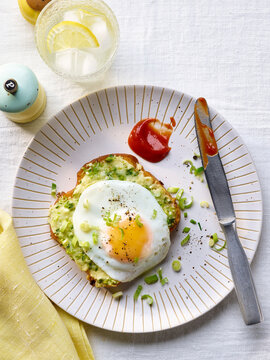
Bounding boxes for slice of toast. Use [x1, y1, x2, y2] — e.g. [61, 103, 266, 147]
[49, 154, 180, 287]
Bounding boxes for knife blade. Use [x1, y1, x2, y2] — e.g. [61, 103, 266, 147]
[194, 97, 262, 325]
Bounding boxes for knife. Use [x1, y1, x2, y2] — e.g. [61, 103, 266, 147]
[194, 97, 262, 325]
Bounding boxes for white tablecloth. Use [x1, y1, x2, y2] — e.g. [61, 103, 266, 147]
[1, 0, 270, 359]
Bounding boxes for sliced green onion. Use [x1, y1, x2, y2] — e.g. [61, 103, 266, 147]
[79, 241, 90, 251]
[83, 199, 90, 209]
[184, 196, 193, 209]
[167, 186, 179, 194]
[213, 233, 218, 242]
[178, 198, 186, 210]
[92, 231, 98, 245]
[144, 274, 158, 284]
[134, 285, 143, 301]
[104, 212, 121, 227]
[184, 212, 188, 218]
[189, 165, 196, 174]
[183, 160, 194, 167]
[190, 219, 197, 225]
[135, 214, 143, 228]
[175, 189, 184, 201]
[71, 236, 78, 247]
[112, 291, 123, 299]
[181, 234, 190, 246]
[161, 277, 168, 286]
[209, 238, 215, 247]
[151, 209, 157, 219]
[141, 294, 153, 305]
[134, 257, 139, 264]
[80, 221, 91, 233]
[209, 233, 219, 247]
[198, 222, 202, 231]
[60, 220, 68, 232]
[158, 268, 168, 286]
[172, 260, 181, 272]
[200, 201, 209, 208]
[105, 155, 114, 162]
[195, 166, 204, 176]
[51, 183, 57, 196]
[64, 201, 74, 210]
[182, 227, 190, 233]
[119, 227, 124, 239]
[214, 241, 227, 251]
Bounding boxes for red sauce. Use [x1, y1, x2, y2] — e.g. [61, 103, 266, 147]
[194, 98, 218, 167]
[128, 118, 176, 162]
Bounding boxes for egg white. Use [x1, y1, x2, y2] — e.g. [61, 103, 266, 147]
[73, 180, 170, 282]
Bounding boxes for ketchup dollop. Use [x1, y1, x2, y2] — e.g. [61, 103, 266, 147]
[194, 98, 218, 167]
[128, 118, 176, 163]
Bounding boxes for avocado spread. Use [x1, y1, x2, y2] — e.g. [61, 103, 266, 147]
[48, 155, 178, 287]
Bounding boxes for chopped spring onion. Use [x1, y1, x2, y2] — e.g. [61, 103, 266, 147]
[103, 212, 121, 227]
[209, 238, 215, 247]
[71, 236, 78, 247]
[152, 209, 157, 219]
[83, 199, 90, 209]
[184, 196, 193, 209]
[105, 155, 114, 162]
[60, 220, 68, 232]
[172, 260, 181, 272]
[51, 183, 57, 196]
[193, 152, 201, 160]
[167, 186, 179, 194]
[178, 197, 186, 210]
[194, 167, 204, 176]
[190, 219, 197, 225]
[112, 291, 123, 299]
[182, 227, 190, 233]
[80, 221, 91, 233]
[175, 189, 193, 210]
[92, 231, 99, 245]
[200, 201, 209, 208]
[134, 257, 139, 264]
[158, 268, 168, 286]
[119, 227, 124, 239]
[213, 233, 218, 242]
[64, 201, 74, 210]
[135, 214, 143, 228]
[209, 233, 219, 247]
[141, 294, 153, 305]
[80, 222, 99, 233]
[144, 274, 158, 285]
[181, 234, 190, 246]
[184, 212, 188, 218]
[183, 160, 194, 167]
[183, 160, 204, 180]
[214, 240, 227, 251]
[134, 285, 143, 301]
[80, 241, 90, 251]
[198, 222, 202, 231]
[175, 189, 184, 201]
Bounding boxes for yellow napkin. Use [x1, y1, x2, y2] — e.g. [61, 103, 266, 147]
[0, 210, 94, 360]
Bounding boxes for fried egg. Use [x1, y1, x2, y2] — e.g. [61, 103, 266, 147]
[73, 180, 170, 282]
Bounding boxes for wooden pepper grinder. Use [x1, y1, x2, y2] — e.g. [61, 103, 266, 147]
[0, 63, 46, 123]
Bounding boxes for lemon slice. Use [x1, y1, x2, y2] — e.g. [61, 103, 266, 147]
[47, 21, 99, 53]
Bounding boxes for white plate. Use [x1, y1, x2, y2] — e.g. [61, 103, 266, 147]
[12, 85, 262, 333]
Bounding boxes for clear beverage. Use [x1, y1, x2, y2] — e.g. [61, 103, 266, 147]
[35, 0, 119, 82]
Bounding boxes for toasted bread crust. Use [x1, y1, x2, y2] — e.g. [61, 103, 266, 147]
[49, 153, 180, 287]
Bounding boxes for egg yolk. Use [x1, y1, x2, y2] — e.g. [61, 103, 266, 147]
[103, 217, 152, 263]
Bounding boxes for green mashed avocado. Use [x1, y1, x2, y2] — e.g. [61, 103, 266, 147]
[48, 155, 178, 287]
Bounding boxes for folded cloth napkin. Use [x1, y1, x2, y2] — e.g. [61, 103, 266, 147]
[0, 209, 94, 360]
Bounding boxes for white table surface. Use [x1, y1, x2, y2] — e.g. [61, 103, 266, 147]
[1, 0, 270, 359]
